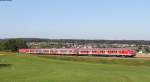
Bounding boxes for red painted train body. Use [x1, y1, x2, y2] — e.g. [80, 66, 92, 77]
[19, 48, 136, 57]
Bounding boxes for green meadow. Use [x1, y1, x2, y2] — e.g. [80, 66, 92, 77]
[0, 52, 150, 82]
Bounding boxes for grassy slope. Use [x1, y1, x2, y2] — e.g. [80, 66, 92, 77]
[0, 53, 150, 82]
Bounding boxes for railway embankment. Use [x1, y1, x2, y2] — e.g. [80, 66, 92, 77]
[135, 53, 150, 58]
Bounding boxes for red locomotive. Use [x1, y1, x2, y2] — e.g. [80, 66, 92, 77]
[19, 48, 136, 57]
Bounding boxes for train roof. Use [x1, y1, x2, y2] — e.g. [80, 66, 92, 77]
[19, 48, 131, 50]
[78, 48, 131, 51]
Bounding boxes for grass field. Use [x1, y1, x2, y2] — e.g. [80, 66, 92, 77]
[0, 52, 150, 82]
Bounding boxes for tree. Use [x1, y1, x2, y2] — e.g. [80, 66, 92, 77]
[0, 39, 28, 52]
[144, 46, 150, 53]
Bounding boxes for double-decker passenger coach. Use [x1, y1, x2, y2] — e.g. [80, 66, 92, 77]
[77, 48, 136, 57]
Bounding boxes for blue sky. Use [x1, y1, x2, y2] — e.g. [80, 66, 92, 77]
[0, 0, 150, 40]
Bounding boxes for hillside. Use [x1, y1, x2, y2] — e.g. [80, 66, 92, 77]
[0, 52, 150, 82]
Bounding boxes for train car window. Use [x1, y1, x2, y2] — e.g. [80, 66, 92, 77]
[44, 50, 49, 52]
[122, 51, 125, 53]
[35, 50, 39, 53]
[81, 51, 88, 53]
[26, 50, 30, 52]
[103, 51, 105, 53]
[54, 50, 57, 52]
[100, 51, 102, 53]
[69, 50, 72, 52]
[30, 50, 34, 52]
[60, 50, 64, 52]
[118, 51, 121, 53]
[50, 50, 53, 52]
[115, 51, 117, 53]
[92, 51, 97, 53]
[102, 51, 105, 53]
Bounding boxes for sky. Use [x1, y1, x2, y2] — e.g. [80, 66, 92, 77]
[0, 0, 150, 40]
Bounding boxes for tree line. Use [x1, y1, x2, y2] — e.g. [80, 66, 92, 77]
[0, 38, 150, 52]
[0, 39, 28, 52]
[9, 38, 150, 45]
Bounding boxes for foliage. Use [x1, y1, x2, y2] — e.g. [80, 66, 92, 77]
[1, 38, 150, 45]
[0, 39, 28, 51]
[144, 46, 150, 53]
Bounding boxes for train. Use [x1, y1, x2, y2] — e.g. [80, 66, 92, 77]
[18, 48, 136, 57]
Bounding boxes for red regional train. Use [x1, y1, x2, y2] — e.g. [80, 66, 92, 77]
[18, 48, 136, 57]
